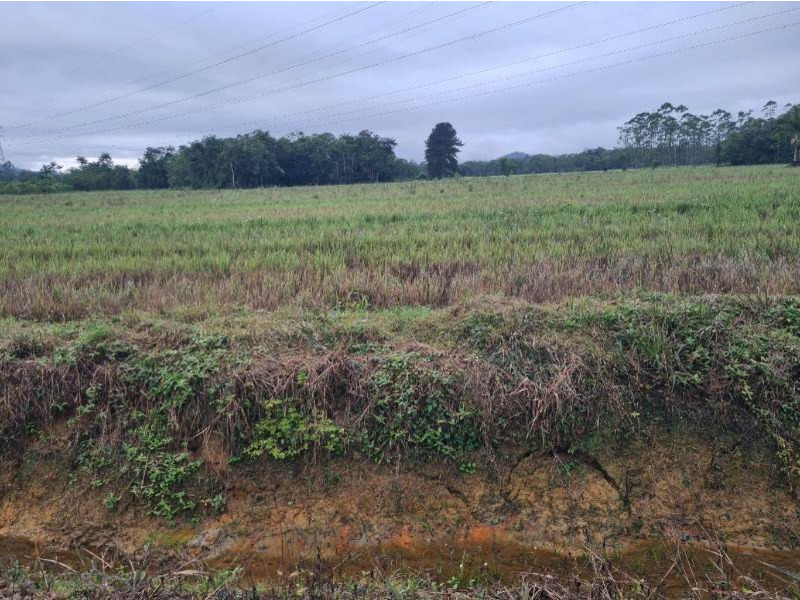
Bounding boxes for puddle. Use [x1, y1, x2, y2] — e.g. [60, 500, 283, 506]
[208, 530, 800, 594]
[2, 532, 799, 596]
[0, 535, 85, 570]
[209, 527, 800, 596]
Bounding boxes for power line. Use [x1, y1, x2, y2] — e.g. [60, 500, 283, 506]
[292, 20, 800, 136]
[10, 2, 367, 124]
[9, 4, 794, 164]
[8, 2, 586, 145]
[282, 5, 796, 134]
[128, 11, 799, 153]
[119, 2, 369, 89]
[4, 2, 386, 133]
[15, 2, 230, 95]
[18, 1, 773, 150]
[7, 1, 494, 141]
[164, 1, 757, 145]
[14, 2, 366, 120]
[284, 2, 483, 86]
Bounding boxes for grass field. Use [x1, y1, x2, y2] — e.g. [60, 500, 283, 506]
[1, 164, 798, 319]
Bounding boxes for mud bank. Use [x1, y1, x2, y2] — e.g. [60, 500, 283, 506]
[1, 433, 798, 587]
[3, 532, 800, 596]
[2, 297, 800, 593]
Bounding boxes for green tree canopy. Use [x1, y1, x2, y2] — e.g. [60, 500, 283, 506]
[63, 154, 135, 191]
[137, 146, 174, 189]
[498, 157, 518, 177]
[425, 122, 462, 178]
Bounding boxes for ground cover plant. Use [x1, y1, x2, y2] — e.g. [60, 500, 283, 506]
[0, 165, 798, 320]
[1, 293, 800, 522]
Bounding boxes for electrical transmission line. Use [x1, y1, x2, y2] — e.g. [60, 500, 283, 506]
[12, 1, 365, 123]
[13, 1, 775, 150]
[15, 2, 230, 96]
[5, 1, 498, 141]
[7, 3, 795, 162]
[123, 13, 800, 154]
[7, 2, 586, 145]
[161, 1, 760, 145]
[297, 19, 800, 136]
[284, 5, 799, 133]
[3, 1, 386, 133]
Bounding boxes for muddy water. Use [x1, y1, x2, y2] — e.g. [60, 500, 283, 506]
[213, 536, 800, 595]
[0, 535, 85, 569]
[2, 533, 800, 596]
[0, 535, 123, 577]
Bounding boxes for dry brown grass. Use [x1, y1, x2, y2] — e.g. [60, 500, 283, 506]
[1, 165, 798, 320]
[2, 542, 797, 599]
[3, 254, 799, 321]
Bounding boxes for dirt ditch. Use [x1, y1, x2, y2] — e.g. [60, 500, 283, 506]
[1, 432, 799, 593]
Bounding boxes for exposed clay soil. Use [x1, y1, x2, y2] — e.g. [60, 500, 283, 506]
[1, 432, 798, 584]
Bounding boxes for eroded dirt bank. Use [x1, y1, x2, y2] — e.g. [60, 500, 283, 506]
[2, 297, 800, 590]
[1, 433, 797, 585]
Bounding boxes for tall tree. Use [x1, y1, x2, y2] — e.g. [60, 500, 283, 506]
[425, 123, 462, 178]
[138, 146, 174, 189]
[64, 154, 135, 191]
[38, 161, 62, 178]
[773, 104, 800, 164]
[498, 157, 518, 177]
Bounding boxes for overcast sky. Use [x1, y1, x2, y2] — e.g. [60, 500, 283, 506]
[1, 1, 798, 169]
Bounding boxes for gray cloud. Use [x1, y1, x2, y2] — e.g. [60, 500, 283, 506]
[1, 1, 798, 169]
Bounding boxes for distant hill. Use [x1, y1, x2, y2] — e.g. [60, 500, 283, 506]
[501, 152, 530, 160]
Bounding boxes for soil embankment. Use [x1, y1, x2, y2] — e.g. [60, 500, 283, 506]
[1, 296, 800, 588]
[1, 433, 798, 586]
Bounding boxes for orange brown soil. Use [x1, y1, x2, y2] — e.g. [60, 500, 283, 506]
[1, 432, 797, 582]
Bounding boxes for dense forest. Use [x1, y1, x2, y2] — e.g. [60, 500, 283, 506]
[1, 99, 797, 193]
[0, 130, 420, 194]
[462, 100, 800, 176]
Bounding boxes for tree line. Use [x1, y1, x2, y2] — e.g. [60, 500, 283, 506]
[618, 100, 800, 168]
[0, 129, 424, 194]
[1, 100, 797, 194]
[459, 100, 799, 177]
[459, 148, 630, 177]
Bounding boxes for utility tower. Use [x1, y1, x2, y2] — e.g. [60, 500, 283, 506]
[0, 128, 6, 164]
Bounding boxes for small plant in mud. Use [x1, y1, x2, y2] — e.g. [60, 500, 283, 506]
[123, 416, 202, 523]
[557, 460, 583, 478]
[242, 398, 343, 460]
[385, 578, 419, 600]
[203, 493, 227, 514]
[443, 552, 497, 590]
[361, 352, 481, 464]
[121, 331, 234, 411]
[323, 466, 342, 488]
[76, 413, 203, 524]
[103, 491, 121, 510]
[127, 446, 201, 523]
[459, 461, 477, 475]
[56, 331, 244, 523]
